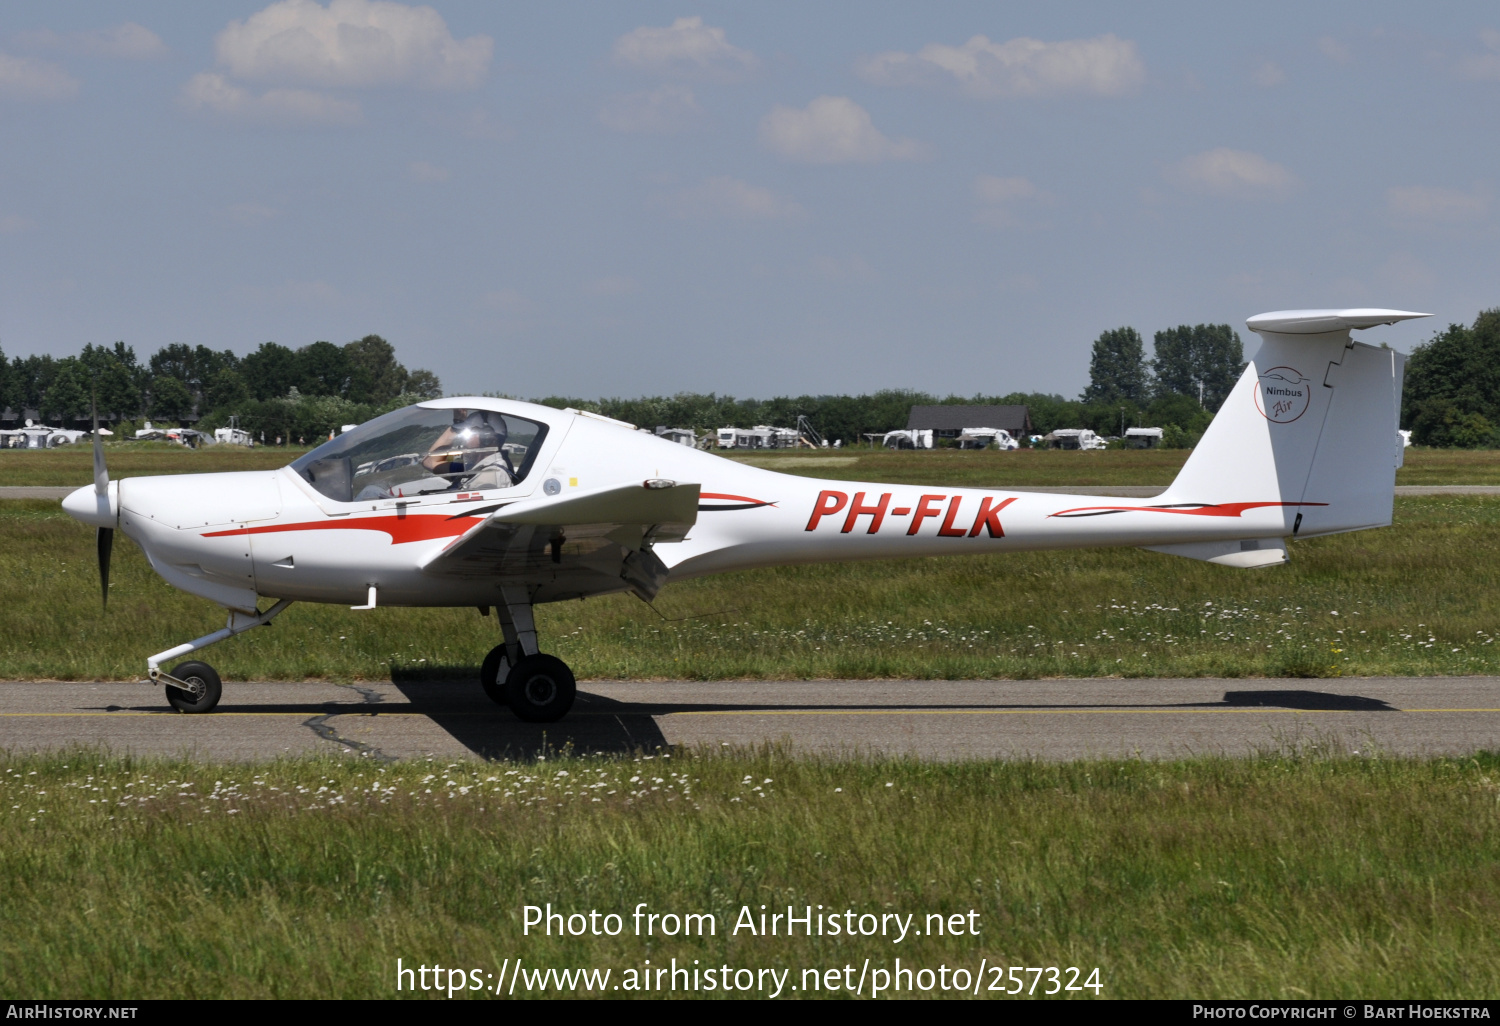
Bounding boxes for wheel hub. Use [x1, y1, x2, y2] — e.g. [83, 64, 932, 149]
[523, 674, 557, 706]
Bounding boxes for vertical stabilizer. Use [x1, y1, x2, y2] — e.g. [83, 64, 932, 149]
[1159, 309, 1425, 538]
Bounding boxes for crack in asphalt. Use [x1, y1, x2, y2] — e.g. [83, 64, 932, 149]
[302, 684, 397, 763]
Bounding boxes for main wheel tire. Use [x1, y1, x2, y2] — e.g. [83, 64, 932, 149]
[165, 661, 222, 713]
[504, 653, 576, 723]
[480, 644, 510, 706]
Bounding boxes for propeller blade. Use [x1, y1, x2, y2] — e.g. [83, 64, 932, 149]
[97, 526, 113, 609]
[92, 396, 108, 496]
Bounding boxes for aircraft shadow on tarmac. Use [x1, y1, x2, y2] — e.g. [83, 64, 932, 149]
[97, 679, 1397, 761]
[1219, 690, 1397, 712]
[389, 682, 673, 760]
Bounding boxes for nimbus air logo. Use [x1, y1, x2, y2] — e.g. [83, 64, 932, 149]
[1255, 367, 1311, 423]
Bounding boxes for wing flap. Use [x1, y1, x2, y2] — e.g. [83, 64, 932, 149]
[419, 480, 698, 598]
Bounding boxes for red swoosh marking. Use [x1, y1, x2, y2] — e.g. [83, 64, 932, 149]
[203, 515, 474, 545]
[1049, 501, 1327, 519]
[700, 492, 771, 504]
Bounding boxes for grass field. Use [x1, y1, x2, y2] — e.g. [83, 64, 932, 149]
[8, 443, 1500, 488]
[3, 747, 1497, 999]
[3, 493, 1500, 682]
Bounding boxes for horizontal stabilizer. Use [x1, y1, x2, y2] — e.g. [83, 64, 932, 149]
[1142, 539, 1288, 569]
[1245, 309, 1429, 335]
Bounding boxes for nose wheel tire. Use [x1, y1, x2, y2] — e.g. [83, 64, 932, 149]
[479, 644, 509, 706]
[164, 661, 222, 714]
[504, 654, 576, 723]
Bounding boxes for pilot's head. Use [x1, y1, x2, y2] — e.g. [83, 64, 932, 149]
[452, 410, 504, 453]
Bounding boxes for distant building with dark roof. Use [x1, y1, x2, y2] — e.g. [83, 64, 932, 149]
[906, 404, 1031, 440]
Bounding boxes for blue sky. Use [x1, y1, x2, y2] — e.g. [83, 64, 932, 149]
[0, 2, 1496, 399]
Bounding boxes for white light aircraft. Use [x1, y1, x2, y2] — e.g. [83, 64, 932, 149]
[63, 309, 1424, 721]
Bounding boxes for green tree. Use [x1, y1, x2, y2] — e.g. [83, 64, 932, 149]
[204, 368, 251, 412]
[1152, 324, 1244, 411]
[0, 344, 13, 411]
[1403, 309, 1500, 446]
[80, 343, 143, 419]
[344, 335, 408, 404]
[404, 368, 443, 400]
[242, 342, 299, 400]
[149, 375, 194, 422]
[12, 355, 56, 410]
[296, 340, 350, 397]
[1081, 327, 1149, 404]
[41, 358, 90, 422]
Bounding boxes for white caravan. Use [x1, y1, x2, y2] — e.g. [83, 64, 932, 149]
[1047, 428, 1107, 450]
[882, 429, 935, 449]
[956, 428, 1020, 450]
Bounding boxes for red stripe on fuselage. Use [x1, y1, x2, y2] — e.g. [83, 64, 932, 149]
[202, 515, 474, 545]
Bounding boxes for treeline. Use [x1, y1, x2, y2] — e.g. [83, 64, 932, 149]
[1402, 308, 1500, 447]
[22, 309, 1498, 449]
[1077, 323, 1246, 446]
[0, 336, 441, 440]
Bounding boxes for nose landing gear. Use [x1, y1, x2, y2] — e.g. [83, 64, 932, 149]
[164, 661, 223, 713]
[146, 599, 293, 714]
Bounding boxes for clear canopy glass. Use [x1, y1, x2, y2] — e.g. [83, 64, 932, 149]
[289, 404, 549, 503]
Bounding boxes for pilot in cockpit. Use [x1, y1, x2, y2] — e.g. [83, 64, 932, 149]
[423, 409, 514, 491]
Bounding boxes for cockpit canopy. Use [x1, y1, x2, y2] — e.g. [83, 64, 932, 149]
[290, 404, 548, 503]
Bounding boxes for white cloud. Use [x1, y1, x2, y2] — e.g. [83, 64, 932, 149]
[974, 175, 1038, 204]
[598, 84, 702, 134]
[973, 175, 1045, 227]
[179, 72, 361, 125]
[440, 107, 510, 141]
[663, 176, 804, 220]
[0, 52, 79, 101]
[1317, 37, 1353, 65]
[409, 160, 449, 182]
[478, 288, 533, 313]
[1456, 29, 1500, 81]
[1251, 61, 1285, 87]
[17, 23, 168, 60]
[1376, 252, 1437, 293]
[759, 96, 924, 164]
[587, 275, 638, 296]
[225, 202, 280, 225]
[1386, 184, 1489, 221]
[1169, 148, 1296, 199]
[810, 254, 876, 282]
[859, 33, 1144, 99]
[234, 278, 344, 306]
[611, 16, 756, 79]
[214, 0, 492, 89]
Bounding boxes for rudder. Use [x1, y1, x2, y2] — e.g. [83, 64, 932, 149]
[1160, 308, 1422, 539]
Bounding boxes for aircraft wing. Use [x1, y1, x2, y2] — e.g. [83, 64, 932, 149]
[419, 480, 700, 601]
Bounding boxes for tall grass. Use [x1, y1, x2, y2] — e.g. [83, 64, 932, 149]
[4, 497, 1500, 682]
[2, 747, 1497, 998]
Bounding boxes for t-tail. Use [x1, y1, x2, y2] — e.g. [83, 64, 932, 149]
[1146, 308, 1426, 569]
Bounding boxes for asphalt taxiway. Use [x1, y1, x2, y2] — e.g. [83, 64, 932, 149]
[0, 677, 1495, 762]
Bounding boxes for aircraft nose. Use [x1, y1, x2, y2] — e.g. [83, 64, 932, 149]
[62, 482, 118, 528]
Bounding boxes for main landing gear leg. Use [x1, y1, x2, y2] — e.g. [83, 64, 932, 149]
[479, 586, 576, 722]
[148, 599, 294, 714]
